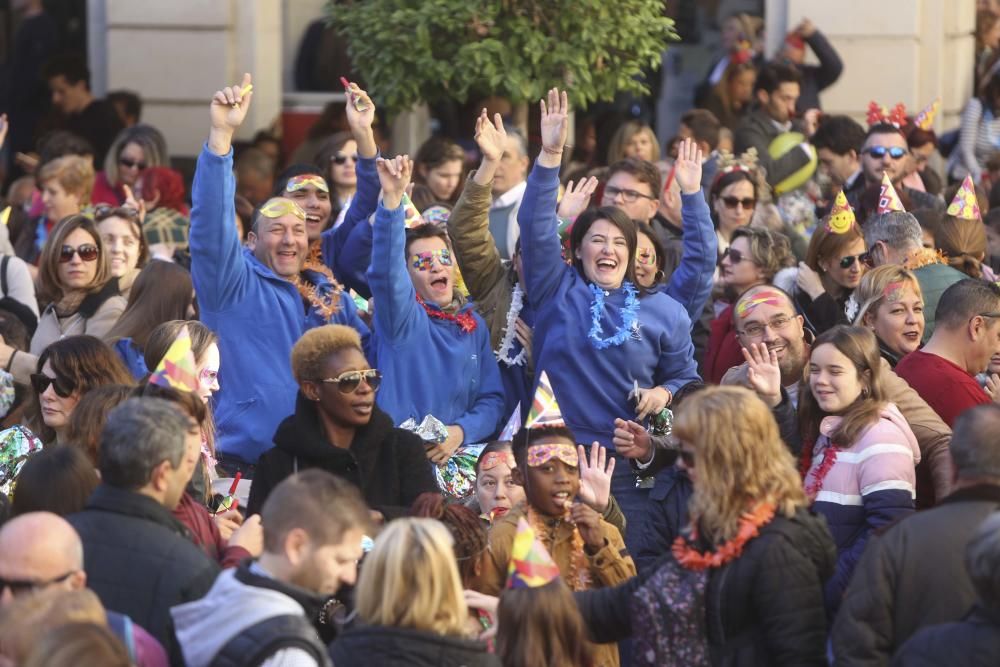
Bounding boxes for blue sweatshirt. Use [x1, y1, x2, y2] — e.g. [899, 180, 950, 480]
[321, 155, 380, 297]
[661, 192, 717, 323]
[367, 203, 504, 445]
[520, 164, 702, 447]
[190, 146, 369, 463]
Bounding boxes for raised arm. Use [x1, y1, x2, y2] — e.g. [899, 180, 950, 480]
[801, 21, 843, 90]
[447, 111, 509, 301]
[190, 73, 253, 312]
[519, 88, 570, 306]
[367, 156, 420, 342]
[664, 138, 717, 322]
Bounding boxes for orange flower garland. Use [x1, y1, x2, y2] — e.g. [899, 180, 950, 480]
[294, 242, 343, 321]
[671, 503, 776, 571]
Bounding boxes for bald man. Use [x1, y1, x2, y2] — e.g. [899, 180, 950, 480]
[0, 512, 167, 665]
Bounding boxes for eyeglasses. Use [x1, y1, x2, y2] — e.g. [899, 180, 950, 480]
[411, 248, 453, 271]
[862, 146, 908, 160]
[738, 314, 795, 338]
[319, 369, 382, 394]
[721, 196, 756, 210]
[636, 249, 657, 266]
[118, 156, 147, 170]
[59, 244, 99, 264]
[0, 571, 76, 598]
[721, 246, 752, 264]
[838, 254, 867, 269]
[259, 198, 307, 221]
[332, 153, 359, 166]
[603, 185, 656, 204]
[30, 373, 76, 398]
[93, 204, 139, 222]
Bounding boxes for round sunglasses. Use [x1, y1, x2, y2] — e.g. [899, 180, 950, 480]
[319, 369, 382, 394]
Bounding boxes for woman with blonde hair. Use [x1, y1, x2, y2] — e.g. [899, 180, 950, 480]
[799, 325, 920, 613]
[329, 518, 500, 667]
[573, 386, 835, 665]
[935, 213, 990, 280]
[854, 265, 925, 366]
[607, 120, 660, 165]
[794, 215, 867, 335]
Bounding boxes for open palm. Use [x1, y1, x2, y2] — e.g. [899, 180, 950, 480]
[540, 88, 570, 152]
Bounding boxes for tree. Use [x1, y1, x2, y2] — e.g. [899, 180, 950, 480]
[326, 0, 677, 116]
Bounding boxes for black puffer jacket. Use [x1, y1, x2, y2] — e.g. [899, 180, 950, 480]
[890, 607, 1000, 666]
[247, 392, 439, 518]
[577, 507, 836, 666]
[68, 484, 220, 660]
[328, 624, 501, 667]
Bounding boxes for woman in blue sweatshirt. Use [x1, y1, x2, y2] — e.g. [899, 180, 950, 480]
[522, 89, 701, 548]
[367, 155, 505, 464]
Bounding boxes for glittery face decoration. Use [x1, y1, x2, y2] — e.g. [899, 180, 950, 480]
[480, 451, 516, 472]
[285, 174, 330, 193]
[636, 248, 657, 266]
[736, 290, 785, 319]
[882, 281, 906, 304]
[259, 198, 307, 221]
[526, 444, 579, 468]
[410, 248, 453, 271]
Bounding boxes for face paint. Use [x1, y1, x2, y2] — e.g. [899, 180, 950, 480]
[882, 281, 906, 303]
[736, 290, 785, 319]
[480, 451, 516, 472]
[526, 443, 579, 468]
[410, 248, 453, 271]
[636, 248, 657, 266]
[259, 198, 307, 220]
[285, 174, 330, 193]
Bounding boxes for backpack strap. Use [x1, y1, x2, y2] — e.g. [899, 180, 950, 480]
[209, 614, 329, 667]
[78, 276, 121, 320]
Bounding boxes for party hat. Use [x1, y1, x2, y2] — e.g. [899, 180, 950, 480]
[506, 517, 561, 589]
[148, 325, 200, 393]
[498, 403, 522, 441]
[401, 193, 423, 228]
[0, 207, 10, 227]
[914, 98, 940, 131]
[826, 190, 856, 234]
[524, 371, 565, 430]
[946, 174, 981, 221]
[877, 173, 905, 214]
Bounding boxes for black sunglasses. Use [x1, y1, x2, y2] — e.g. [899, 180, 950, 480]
[0, 571, 76, 597]
[94, 204, 140, 222]
[319, 369, 382, 394]
[331, 153, 359, 166]
[30, 373, 76, 399]
[721, 196, 756, 210]
[862, 146, 908, 160]
[118, 156, 148, 170]
[59, 244, 99, 264]
[721, 246, 751, 264]
[838, 254, 867, 269]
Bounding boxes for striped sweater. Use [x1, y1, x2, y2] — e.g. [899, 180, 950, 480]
[948, 97, 1000, 181]
[804, 403, 920, 613]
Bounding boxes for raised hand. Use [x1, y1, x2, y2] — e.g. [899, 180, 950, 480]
[538, 87, 569, 166]
[674, 137, 704, 195]
[475, 109, 507, 163]
[557, 176, 599, 220]
[344, 81, 376, 132]
[376, 155, 413, 210]
[613, 418, 653, 461]
[742, 342, 782, 407]
[210, 73, 252, 134]
[577, 442, 614, 513]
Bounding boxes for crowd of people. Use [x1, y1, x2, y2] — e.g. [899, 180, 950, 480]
[4, 3, 1000, 666]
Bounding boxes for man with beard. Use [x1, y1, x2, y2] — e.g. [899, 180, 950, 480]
[172, 470, 371, 666]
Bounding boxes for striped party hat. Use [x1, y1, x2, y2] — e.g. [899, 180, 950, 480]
[148, 325, 200, 393]
[506, 517, 561, 589]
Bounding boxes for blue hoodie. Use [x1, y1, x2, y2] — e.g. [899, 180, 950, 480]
[520, 163, 701, 448]
[190, 146, 370, 463]
[320, 155, 380, 296]
[659, 192, 717, 324]
[367, 203, 504, 445]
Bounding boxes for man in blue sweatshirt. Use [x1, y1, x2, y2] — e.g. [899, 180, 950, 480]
[190, 74, 376, 472]
[368, 155, 505, 464]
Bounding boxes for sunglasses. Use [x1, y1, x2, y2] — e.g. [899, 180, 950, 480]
[59, 244, 99, 264]
[259, 198, 307, 221]
[320, 369, 382, 394]
[721, 196, 756, 210]
[332, 153, 359, 166]
[862, 146, 908, 160]
[838, 253, 869, 269]
[721, 246, 751, 264]
[118, 156, 148, 170]
[0, 571, 76, 598]
[636, 249, 657, 266]
[94, 204, 139, 222]
[30, 373, 76, 398]
[410, 248, 453, 271]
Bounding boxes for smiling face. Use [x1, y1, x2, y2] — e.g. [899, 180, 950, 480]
[424, 159, 463, 202]
[97, 216, 141, 277]
[720, 235, 764, 292]
[41, 178, 81, 221]
[713, 179, 755, 237]
[819, 236, 867, 291]
[249, 203, 309, 279]
[576, 219, 629, 290]
[285, 178, 332, 241]
[37, 361, 80, 434]
[328, 139, 359, 191]
[117, 141, 147, 187]
[521, 434, 580, 518]
[735, 293, 807, 384]
[864, 282, 924, 358]
[305, 348, 377, 428]
[809, 343, 866, 414]
[406, 236, 455, 308]
[57, 227, 100, 291]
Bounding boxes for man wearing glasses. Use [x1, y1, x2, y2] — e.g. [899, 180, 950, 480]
[843, 122, 942, 215]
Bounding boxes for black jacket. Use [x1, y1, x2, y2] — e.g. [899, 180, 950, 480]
[577, 507, 836, 666]
[794, 30, 844, 112]
[635, 461, 693, 574]
[68, 484, 220, 659]
[328, 624, 501, 667]
[734, 109, 812, 188]
[890, 606, 1000, 666]
[247, 393, 439, 518]
[832, 484, 1000, 666]
[794, 287, 852, 337]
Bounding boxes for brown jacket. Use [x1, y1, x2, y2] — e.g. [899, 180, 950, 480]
[481, 507, 636, 667]
[721, 357, 953, 500]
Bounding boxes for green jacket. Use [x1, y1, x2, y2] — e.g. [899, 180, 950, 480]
[914, 262, 966, 342]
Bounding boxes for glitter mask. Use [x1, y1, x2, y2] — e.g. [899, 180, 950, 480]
[259, 198, 307, 221]
[285, 175, 330, 194]
[480, 451, 516, 471]
[526, 443, 578, 468]
[636, 249, 657, 266]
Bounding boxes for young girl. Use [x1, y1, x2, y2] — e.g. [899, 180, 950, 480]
[799, 325, 920, 612]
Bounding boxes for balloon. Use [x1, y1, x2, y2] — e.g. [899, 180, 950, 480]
[768, 132, 817, 195]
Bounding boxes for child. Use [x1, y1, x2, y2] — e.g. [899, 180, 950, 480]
[472, 441, 524, 524]
[479, 372, 635, 667]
